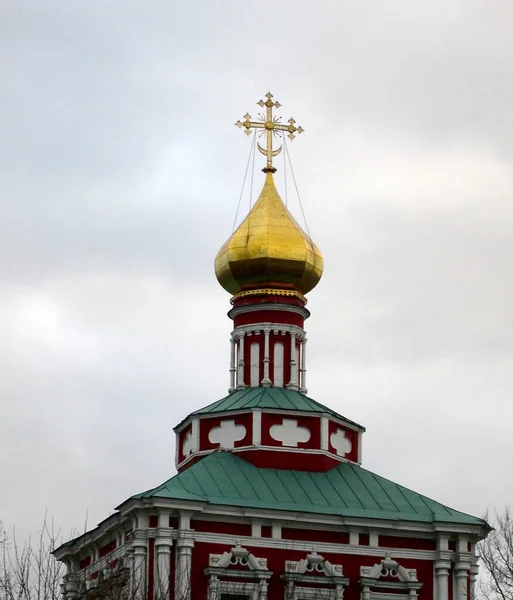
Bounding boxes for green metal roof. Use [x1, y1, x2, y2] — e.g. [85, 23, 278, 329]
[185, 387, 363, 429]
[133, 452, 485, 527]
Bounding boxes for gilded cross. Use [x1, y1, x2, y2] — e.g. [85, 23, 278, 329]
[235, 92, 304, 173]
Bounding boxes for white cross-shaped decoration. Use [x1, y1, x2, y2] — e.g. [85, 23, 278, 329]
[182, 430, 196, 457]
[330, 428, 352, 456]
[208, 420, 247, 449]
[270, 418, 311, 447]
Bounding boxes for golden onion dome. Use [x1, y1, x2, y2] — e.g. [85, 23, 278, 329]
[215, 172, 323, 296]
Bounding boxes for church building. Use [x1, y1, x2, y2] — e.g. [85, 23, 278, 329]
[54, 93, 489, 600]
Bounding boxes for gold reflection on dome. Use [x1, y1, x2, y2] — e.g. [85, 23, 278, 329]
[215, 172, 323, 296]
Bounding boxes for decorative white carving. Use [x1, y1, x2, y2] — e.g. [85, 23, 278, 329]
[282, 550, 348, 600]
[330, 429, 352, 456]
[360, 554, 418, 582]
[359, 554, 422, 599]
[209, 542, 267, 570]
[206, 543, 271, 600]
[208, 420, 247, 449]
[270, 418, 310, 447]
[182, 430, 195, 457]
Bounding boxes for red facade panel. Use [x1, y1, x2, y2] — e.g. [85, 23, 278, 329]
[282, 527, 349, 544]
[199, 413, 253, 451]
[233, 310, 304, 328]
[328, 420, 359, 463]
[261, 413, 321, 449]
[190, 520, 251, 537]
[99, 539, 116, 558]
[238, 448, 339, 471]
[379, 535, 437, 551]
[190, 540, 434, 600]
[178, 423, 192, 464]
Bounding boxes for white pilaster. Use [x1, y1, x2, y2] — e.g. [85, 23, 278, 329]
[435, 535, 451, 600]
[349, 529, 359, 546]
[253, 409, 262, 446]
[321, 416, 329, 451]
[435, 559, 450, 600]
[454, 537, 470, 600]
[287, 332, 298, 390]
[454, 564, 469, 600]
[252, 521, 262, 537]
[261, 327, 271, 387]
[469, 562, 479, 600]
[62, 573, 80, 600]
[237, 333, 245, 388]
[229, 335, 236, 393]
[175, 535, 194, 600]
[175, 512, 194, 600]
[155, 535, 173, 600]
[299, 337, 307, 393]
[131, 534, 147, 600]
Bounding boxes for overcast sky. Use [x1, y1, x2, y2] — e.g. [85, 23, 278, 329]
[1, 1, 512, 543]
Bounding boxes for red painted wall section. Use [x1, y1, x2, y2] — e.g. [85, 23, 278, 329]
[147, 538, 155, 600]
[235, 448, 340, 471]
[328, 420, 359, 463]
[190, 520, 251, 537]
[190, 541, 434, 600]
[169, 517, 179, 528]
[379, 535, 437, 551]
[282, 527, 349, 544]
[178, 423, 192, 464]
[233, 310, 305, 328]
[261, 525, 272, 538]
[199, 413, 253, 451]
[261, 413, 321, 449]
[79, 556, 91, 570]
[149, 515, 158, 528]
[99, 539, 117, 558]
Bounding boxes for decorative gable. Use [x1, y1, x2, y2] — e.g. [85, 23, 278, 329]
[205, 543, 272, 600]
[282, 550, 349, 599]
[359, 555, 422, 599]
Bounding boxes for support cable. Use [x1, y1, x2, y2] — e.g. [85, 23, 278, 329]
[248, 130, 257, 213]
[283, 138, 288, 207]
[283, 136, 312, 241]
[232, 130, 257, 232]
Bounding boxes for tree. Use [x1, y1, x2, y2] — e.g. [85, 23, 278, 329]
[478, 510, 513, 600]
[0, 518, 63, 600]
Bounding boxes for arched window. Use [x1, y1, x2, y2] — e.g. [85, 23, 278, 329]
[273, 342, 284, 387]
[250, 343, 260, 386]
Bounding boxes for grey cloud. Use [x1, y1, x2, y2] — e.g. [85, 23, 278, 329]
[1, 0, 512, 546]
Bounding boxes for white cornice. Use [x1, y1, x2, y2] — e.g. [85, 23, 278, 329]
[191, 532, 438, 561]
[233, 322, 306, 340]
[174, 407, 365, 435]
[55, 495, 485, 561]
